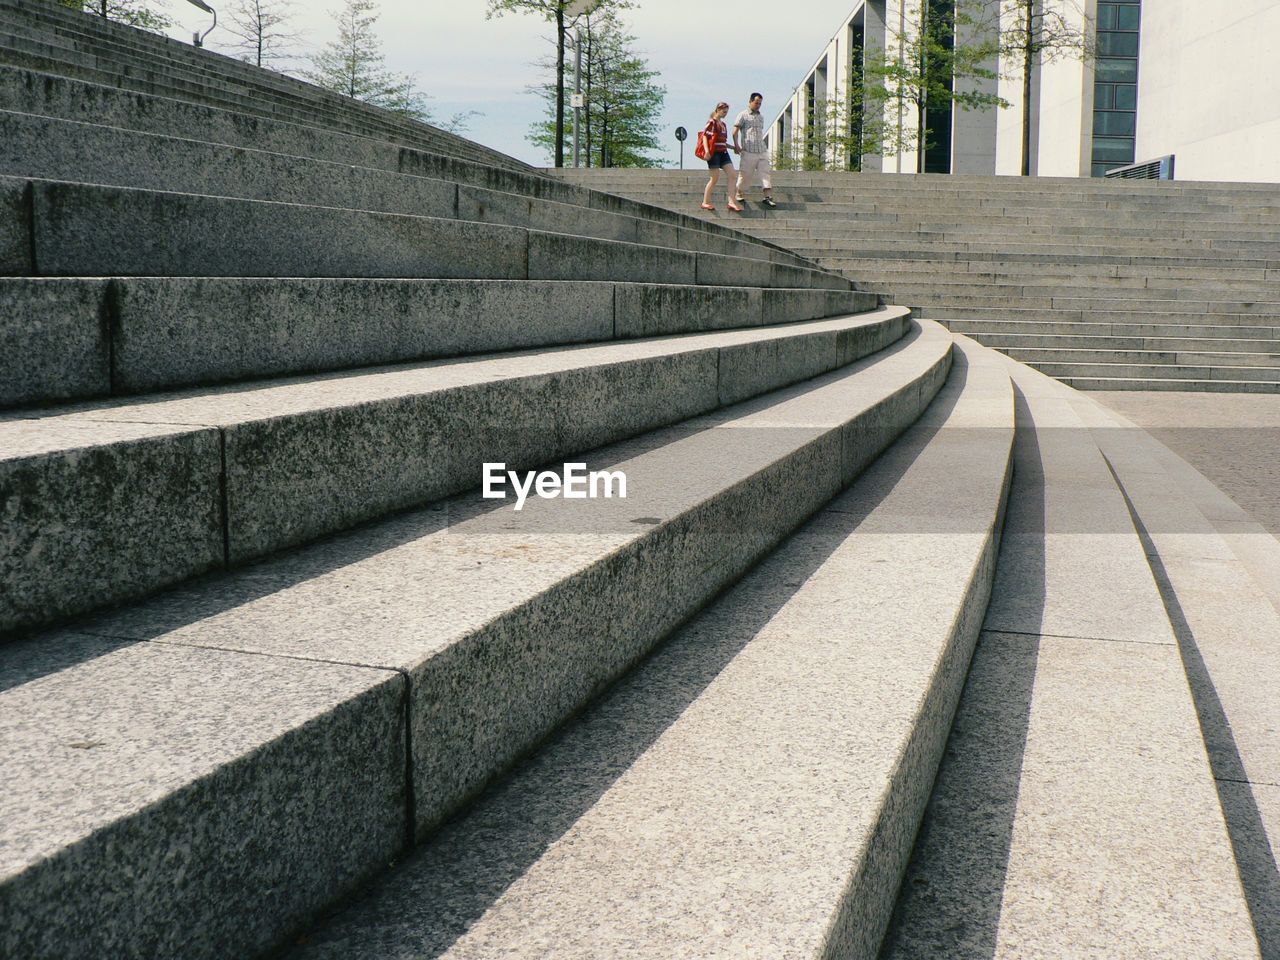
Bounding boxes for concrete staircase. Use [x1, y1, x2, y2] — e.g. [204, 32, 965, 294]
[2, 6, 1279, 960]
[553, 169, 1280, 393]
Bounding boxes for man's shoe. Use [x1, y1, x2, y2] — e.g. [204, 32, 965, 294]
[761, 196, 777, 207]
[735, 195, 745, 203]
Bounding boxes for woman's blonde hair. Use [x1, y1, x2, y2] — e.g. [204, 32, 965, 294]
[710, 101, 729, 118]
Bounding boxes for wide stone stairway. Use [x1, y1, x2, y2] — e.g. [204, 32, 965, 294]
[2, 3, 1278, 958]
[557, 168, 1280, 393]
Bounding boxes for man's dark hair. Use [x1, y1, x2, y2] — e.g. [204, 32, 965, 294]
[750, 92, 763, 101]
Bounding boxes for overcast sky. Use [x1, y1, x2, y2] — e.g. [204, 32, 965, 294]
[160, 0, 859, 167]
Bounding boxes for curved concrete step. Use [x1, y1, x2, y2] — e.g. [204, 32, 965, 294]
[1, 276, 875, 408]
[0, 320, 952, 960]
[272, 335, 1013, 960]
[880, 361, 1260, 958]
[0, 307, 909, 638]
[0, 110, 819, 274]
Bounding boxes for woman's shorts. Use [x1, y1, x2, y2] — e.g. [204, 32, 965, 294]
[706, 150, 734, 169]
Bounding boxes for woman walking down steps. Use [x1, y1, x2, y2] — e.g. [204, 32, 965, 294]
[701, 101, 742, 212]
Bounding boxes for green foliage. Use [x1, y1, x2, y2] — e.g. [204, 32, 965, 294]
[487, 0, 632, 166]
[302, 0, 431, 120]
[526, 8, 664, 167]
[60, 0, 173, 33]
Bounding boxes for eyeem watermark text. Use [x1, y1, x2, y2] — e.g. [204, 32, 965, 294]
[483, 462, 627, 511]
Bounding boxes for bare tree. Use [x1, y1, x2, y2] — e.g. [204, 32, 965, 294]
[222, 0, 301, 69]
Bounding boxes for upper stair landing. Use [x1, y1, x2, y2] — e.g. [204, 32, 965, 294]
[552, 169, 1280, 392]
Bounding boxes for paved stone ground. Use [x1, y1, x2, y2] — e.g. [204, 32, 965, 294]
[1093, 391, 1280, 538]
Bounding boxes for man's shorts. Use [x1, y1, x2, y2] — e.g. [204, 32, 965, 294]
[707, 151, 734, 169]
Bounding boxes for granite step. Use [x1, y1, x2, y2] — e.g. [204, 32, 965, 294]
[0, 319, 951, 960]
[0, 306, 909, 638]
[269, 335, 1012, 960]
[1003, 346, 1280, 368]
[1074, 387, 1280, 957]
[0, 68, 810, 271]
[1028, 359, 1280, 384]
[2, 276, 875, 408]
[960, 331, 1280, 355]
[0, 110, 818, 271]
[0, 176, 847, 287]
[0, 0, 525, 172]
[879, 362, 1259, 958]
[856, 278, 1280, 300]
[940, 314, 1280, 337]
[1058, 376, 1280, 393]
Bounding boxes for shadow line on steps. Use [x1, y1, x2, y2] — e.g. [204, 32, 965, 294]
[280, 356, 970, 959]
[878, 385, 1046, 959]
[1116, 479, 1280, 960]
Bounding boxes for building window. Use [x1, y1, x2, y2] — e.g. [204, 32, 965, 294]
[1091, 0, 1141, 175]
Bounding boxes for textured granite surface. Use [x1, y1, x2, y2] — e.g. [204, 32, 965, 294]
[0, 108, 461, 218]
[5, 311, 908, 623]
[77, 322, 952, 851]
[1093, 390, 1280, 539]
[614, 283, 764, 338]
[880, 363, 1257, 960]
[1083, 393, 1280, 956]
[527, 230, 697, 285]
[30, 180, 531, 279]
[980, 387, 1177, 645]
[694, 250, 773, 288]
[110, 277, 616, 393]
[0, 631, 406, 960]
[0, 64, 401, 173]
[280, 337, 1010, 960]
[881, 629, 1259, 960]
[0, 175, 28, 273]
[0, 421, 223, 636]
[0, 277, 108, 407]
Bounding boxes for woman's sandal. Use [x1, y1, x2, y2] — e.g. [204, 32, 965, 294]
[701, 203, 715, 210]
[727, 202, 744, 212]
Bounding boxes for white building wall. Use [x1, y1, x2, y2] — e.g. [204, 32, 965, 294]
[774, 0, 1280, 183]
[952, 0, 1001, 173]
[1137, 0, 1280, 183]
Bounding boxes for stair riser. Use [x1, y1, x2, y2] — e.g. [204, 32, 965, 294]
[0, 312, 907, 637]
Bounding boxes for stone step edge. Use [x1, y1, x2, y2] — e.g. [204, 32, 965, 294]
[0, 307, 911, 638]
[0, 321, 953, 960]
[0, 6, 527, 172]
[2, 277, 876, 410]
[0, 107, 819, 273]
[0, 65, 811, 269]
[4, 176, 849, 289]
[281, 335, 1014, 960]
[1059, 377, 1280, 394]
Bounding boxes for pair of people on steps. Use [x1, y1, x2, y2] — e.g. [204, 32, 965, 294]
[701, 93, 777, 211]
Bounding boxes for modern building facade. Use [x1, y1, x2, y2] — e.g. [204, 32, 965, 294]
[769, 0, 1280, 182]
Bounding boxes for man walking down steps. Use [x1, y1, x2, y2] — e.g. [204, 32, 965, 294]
[734, 92, 777, 208]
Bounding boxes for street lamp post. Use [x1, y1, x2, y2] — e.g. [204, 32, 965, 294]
[565, 0, 601, 169]
[183, 0, 216, 47]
